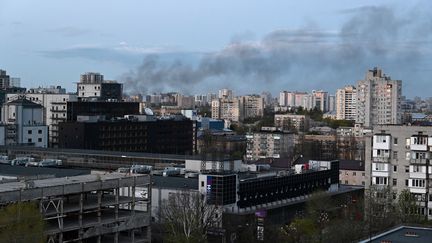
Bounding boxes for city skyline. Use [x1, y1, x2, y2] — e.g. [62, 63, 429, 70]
[1, 0, 431, 97]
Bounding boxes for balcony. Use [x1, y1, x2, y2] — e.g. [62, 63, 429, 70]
[372, 171, 389, 177]
[410, 158, 429, 164]
[410, 172, 426, 179]
[410, 136, 428, 151]
[410, 187, 427, 194]
[410, 144, 428, 151]
[373, 135, 391, 150]
[373, 157, 390, 163]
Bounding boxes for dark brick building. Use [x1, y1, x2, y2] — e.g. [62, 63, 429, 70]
[58, 117, 196, 155]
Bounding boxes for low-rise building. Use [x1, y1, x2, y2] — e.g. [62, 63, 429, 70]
[274, 114, 310, 132]
[1, 97, 48, 147]
[6, 91, 77, 147]
[246, 127, 295, 161]
[339, 160, 366, 186]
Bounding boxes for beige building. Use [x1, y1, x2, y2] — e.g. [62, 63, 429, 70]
[336, 85, 357, 120]
[339, 160, 366, 186]
[356, 67, 402, 127]
[211, 98, 242, 122]
[274, 114, 310, 132]
[365, 125, 432, 219]
[246, 127, 295, 161]
[212, 95, 264, 122]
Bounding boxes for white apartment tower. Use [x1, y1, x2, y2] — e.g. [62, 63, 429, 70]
[336, 85, 357, 120]
[356, 67, 402, 127]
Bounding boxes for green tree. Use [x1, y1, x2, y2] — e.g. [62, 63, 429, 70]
[397, 189, 422, 224]
[0, 202, 45, 243]
[364, 186, 398, 237]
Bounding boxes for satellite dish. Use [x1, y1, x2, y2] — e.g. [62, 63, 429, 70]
[144, 108, 154, 116]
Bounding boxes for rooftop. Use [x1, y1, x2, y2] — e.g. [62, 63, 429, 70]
[360, 225, 432, 243]
[152, 175, 198, 190]
[339, 160, 365, 171]
[0, 173, 146, 194]
[0, 164, 90, 178]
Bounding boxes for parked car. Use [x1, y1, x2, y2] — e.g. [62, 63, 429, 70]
[11, 157, 35, 166]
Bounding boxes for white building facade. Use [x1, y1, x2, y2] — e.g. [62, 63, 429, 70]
[1, 98, 48, 147]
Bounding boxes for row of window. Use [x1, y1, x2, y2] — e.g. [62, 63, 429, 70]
[27, 130, 43, 135]
[27, 138, 43, 143]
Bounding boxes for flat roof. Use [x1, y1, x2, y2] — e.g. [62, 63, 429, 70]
[0, 164, 90, 178]
[0, 173, 145, 194]
[152, 175, 198, 190]
[360, 226, 432, 243]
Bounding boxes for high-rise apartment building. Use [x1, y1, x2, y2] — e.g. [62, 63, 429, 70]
[312, 90, 329, 112]
[336, 85, 357, 120]
[212, 95, 264, 122]
[365, 125, 432, 220]
[211, 98, 241, 122]
[0, 69, 10, 90]
[218, 88, 233, 99]
[328, 95, 336, 113]
[356, 67, 402, 127]
[240, 95, 264, 119]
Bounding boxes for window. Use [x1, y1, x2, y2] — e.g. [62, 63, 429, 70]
[405, 166, 409, 173]
[406, 180, 409, 186]
[27, 138, 32, 143]
[411, 179, 426, 188]
[406, 152, 411, 160]
[362, 172, 365, 177]
[392, 178, 397, 186]
[362, 181, 365, 186]
[27, 130, 32, 134]
[393, 165, 397, 172]
[38, 130, 42, 134]
[412, 165, 422, 172]
[375, 177, 388, 185]
[374, 163, 386, 171]
[353, 172, 356, 176]
[393, 151, 398, 159]
[201, 181, 204, 187]
[345, 180, 348, 184]
[38, 138, 42, 142]
[394, 138, 398, 145]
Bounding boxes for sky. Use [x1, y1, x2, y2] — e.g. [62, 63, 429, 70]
[0, 0, 431, 97]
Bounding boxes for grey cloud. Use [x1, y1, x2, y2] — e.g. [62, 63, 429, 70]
[123, 4, 432, 96]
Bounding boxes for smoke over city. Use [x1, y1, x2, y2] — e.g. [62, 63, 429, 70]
[123, 5, 432, 95]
